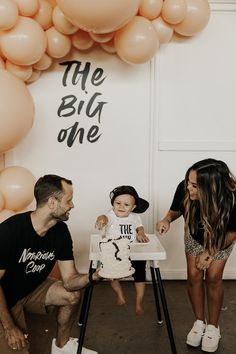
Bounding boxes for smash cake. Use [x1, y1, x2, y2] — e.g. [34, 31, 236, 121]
[98, 236, 134, 279]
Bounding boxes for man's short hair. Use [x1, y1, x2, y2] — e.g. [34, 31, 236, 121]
[34, 174, 72, 207]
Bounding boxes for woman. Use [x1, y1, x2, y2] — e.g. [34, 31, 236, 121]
[156, 158, 236, 353]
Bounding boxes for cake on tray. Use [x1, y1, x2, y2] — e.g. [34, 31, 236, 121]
[98, 236, 134, 279]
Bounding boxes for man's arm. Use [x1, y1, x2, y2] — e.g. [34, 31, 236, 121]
[0, 270, 28, 350]
[58, 260, 100, 292]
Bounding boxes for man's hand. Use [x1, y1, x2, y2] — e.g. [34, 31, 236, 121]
[4, 325, 28, 351]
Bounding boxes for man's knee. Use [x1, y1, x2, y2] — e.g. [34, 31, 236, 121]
[64, 290, 81, 305]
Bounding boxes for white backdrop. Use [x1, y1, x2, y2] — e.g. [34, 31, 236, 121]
[5, 1, 236, 278]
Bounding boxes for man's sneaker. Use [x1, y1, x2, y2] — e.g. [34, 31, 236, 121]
[186, 320, 206, 347]
[51, 337, 98, 354]
[201, 325, 221, 352]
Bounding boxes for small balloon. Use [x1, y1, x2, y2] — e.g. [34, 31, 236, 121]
[0, 166, 36, 211]
[71, 30, 94, 51]
[174, 0, 210, 36]
[33, 0, 53, 30]
[46, 26, 71, 58]
[33, 53, 52, 71]
[52, 6, 78, 35]
[14, 0, 39, 17]
[139, 0, 163, 20]
[115, 16, 159, 64]
[6, 60, 33, 82]
[100, 39, 116, 54]
[1, 16, 47, 66]
[0, 0, 19, 31]
[89, 32, 114, 44]
[161, 0, 187, 25]
[57, 0, 140, 34]
[152, 16, 174, 44]
[25, 69, 41, 84]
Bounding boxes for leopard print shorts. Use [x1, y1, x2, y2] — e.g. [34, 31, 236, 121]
[185, 233, 236, 260]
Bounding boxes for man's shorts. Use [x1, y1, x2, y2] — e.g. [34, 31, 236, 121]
[0, 278, 56, 354]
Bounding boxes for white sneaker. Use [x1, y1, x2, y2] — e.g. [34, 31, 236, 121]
[186, 320, 206, 347]
[201, 325, 221, 352]
[51, 337, 98, 354]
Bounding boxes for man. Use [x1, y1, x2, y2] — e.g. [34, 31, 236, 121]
[0, 174, 99, 354]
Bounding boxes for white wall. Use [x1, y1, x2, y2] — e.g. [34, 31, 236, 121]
[5, 0, 236, 278]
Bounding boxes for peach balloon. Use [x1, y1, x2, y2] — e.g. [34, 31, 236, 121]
[0, 0, 19, 31]
[0, 16, 47, 66]
[139, 0, 163, 20]
[46, 26, 71, 58]
[47, 0, 57, 7]
[100, 39, 116, 54]
[89, 32, 114, 44]
[14, 0, 39, 17]
[0, 69, 34, 152]
[0, 209, 15, 223]
[161, 0, 187, 25]
[0, 190, 5, 211]
[114, 16, 159, 64]
[33, 53, 52, 70]
[57, 0, 140, 34]
[33, 0, 53, 30]
[174, 0, 210, 36]
[52, 6, 78, 35]
[0, 166, 36, 211]
[71, 30, 94, 50]
[152, 16, 174, 43]
[26, 69, 41, 84]
[6, 60, 33, 81]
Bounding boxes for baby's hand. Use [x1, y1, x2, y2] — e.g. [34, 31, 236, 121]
[136, 233, 149, 243]
[95, 215, 108, 230]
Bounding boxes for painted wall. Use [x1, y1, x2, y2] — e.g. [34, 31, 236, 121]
[5, 0, 236, 278]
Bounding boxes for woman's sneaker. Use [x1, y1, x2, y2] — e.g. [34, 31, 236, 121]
[201, 325, 221, 352]
[186, 320, 206, 347]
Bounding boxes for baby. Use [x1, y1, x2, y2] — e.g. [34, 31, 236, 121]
[95, 185, 149, 315]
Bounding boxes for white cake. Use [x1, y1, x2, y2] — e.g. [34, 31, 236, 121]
[98, 237, 134, 279]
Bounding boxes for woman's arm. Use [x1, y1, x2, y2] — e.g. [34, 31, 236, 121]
[156, 210, 181, 235]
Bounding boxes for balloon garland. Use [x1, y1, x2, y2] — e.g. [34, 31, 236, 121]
[0, 0, 211, 221]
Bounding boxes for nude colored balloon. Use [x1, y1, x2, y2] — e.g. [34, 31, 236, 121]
[0, 190, 5, 211]
[46, 26, 71, 58]
[52, 6, 78, 35]
[0, 16, 47, 66]
[174, 0, 210, 36]
[139, 0, 163, 20]
[26, 69, 41, 84]
[0, 209, 15, 223]
[6, 60, 32, 82]
[162, 0, 187, 24]
[14, 0, 39, 17]
[0, 69, 34, 152]
[33, 0, 53, 30]
[0, 166, 36, 211]
[33, 53, 52, 70]
[100, 39, 116, 54]
[71, 30, 94, 50]
[0, 0, 19, 30]
[57, 0, 140, 34]
[152, 16, 174, 43]
[114, 16, 159, 64]
[89, 32, 114, 44]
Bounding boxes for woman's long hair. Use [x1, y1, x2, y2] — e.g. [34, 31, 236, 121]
[184, 158, 236, 255]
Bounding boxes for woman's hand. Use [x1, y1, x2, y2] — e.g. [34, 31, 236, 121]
[95, 215, 108, 230]
[156, 218, 171, 235]
[195, 251, 213, 270]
